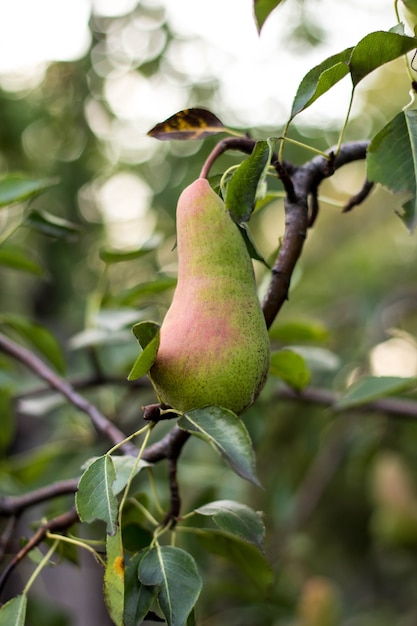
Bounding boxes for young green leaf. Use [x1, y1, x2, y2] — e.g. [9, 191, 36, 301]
[116, 277, 177, 306]
[99, 241, 158, 264]
[253, 0, 285, 33]
[104, 530, 125, 626]
[195, 500, 265, 551]
[269, 319, 329, 343]
[124, 551, 159, 626]
[367, 110, 417, 231]
[76, 455, 118, 534]
[148, 108, 227, 140]
[349, 31, 417, 87]
[111, 455, 151, 495]
[0, 174, 57, 208]
[138, 545, 202, 626]
[336, 376, 416, 410]
[0, 314, 66, 374]
[0, 595, 27, 626]
[269, 349, 311, 390]
[225, 140, 272, 223]
[178, 406, 260, 487]
[128, 321, 160, 380]
[24, 209, 80, 240]
[0, 245, 44, 275]
[290, 48, 353, 120]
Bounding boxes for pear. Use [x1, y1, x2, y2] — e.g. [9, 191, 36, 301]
[149, 178, 270, 415]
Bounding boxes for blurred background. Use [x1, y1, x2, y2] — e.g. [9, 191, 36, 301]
[2, 1, 417, 625]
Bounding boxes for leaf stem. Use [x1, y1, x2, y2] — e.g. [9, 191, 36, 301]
[335, 88, 355, 155]
[22, 539, 59, 595]
[118, 423, 153, 526]
[46, 532, 106, 567]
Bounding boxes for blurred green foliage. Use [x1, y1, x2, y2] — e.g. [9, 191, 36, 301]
[2, 2, 417, 626]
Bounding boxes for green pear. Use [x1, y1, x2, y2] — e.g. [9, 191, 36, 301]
[149, 178, 270, 414]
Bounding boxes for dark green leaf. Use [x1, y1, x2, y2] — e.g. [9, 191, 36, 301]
[290, 48, 353, 120]
[0, 314, 66, 374]
[253, 0, 285, 33]
[367, 110, 417, 231]
[0, 595, 27, 626]
[195, 500, 265, 551]
[225, 140, 272, 223]
[138, 545, 202, 626]
[178, 406, 260, 487]
[148, 108, 227, 140]
[124, 551, 158, 626]
[0, 174, 57, 208]
[196, 530, 273, 589]
[238, 223, 270, 267]
[350, 31, 417, 86]
[0, 245, 43, 275]
[25, 209, 80, 240]
[75, 455, 118, 534]
[104, 530, 124, 626]
[269, 349, 311, 390]
[0, 390, 15, 452]
[336, 376, 416, 410]
[128, 321, 160, 380]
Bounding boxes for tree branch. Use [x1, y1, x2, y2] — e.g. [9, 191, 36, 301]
[0, 332, 137, 456]
[262, 141, 369, 328]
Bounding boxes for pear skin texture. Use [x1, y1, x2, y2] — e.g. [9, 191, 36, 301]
[149, 178, 270, 414]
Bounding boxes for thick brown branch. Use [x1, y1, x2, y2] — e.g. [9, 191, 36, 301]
[262, 141, 369, 328]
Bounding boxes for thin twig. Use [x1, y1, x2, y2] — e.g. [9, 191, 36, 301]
[0, 479, 79, 516]
[0, 332, 137, 456]
[0, 509, 79, 596]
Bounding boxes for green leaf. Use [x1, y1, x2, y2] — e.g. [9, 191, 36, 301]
[253, 0, 285, 32]
[349, 31, 417, 86]
[336, 376, 416, 410]
[24, 209, 80, 240]
[0, 173, 57, 208]
[225, 140, 272, 223]
[99, 241, 158, 264]
[238, 223, 270, 268]
[111, 455, 151, 495]
[367, 110, 417, 231]
[178, 406, 260, 487]
[195, 529, 273, 589]
[195, 500, 265, 551]
[290, 48, 353, 120]
[124, 551, 159, 626]
[138, 545, 202, 626]
[0, 595, 27, 626]
[104, 530, 125, 626]
[75, 455, 118, 534]
[0, 390, 15, 452]
[116, 277, 177, 306]
[128, 321, 160, 381]
[269, 319, 329, 343]
[0, 314, 66, 374]
[0, 245, 43, 275]
[269, 349, 311, 390]
[148, 108, 227, 140]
